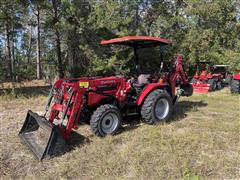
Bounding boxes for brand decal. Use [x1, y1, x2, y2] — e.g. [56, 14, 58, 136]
[100, 80, 115, 84]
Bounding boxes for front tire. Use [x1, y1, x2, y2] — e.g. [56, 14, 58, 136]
[141, 89, 173, 124]
[90, 104, 122, 137]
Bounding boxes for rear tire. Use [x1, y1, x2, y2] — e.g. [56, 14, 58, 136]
[141, 89, 173, 124]
[230, 79, 240, 93]
[208, 78, 217, 91]
[90, 104, 121, 137]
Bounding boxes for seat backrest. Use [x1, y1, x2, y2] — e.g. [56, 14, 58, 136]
[138, 74, 151, 85]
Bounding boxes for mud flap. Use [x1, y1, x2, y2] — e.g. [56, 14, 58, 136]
[19, 110, 69, 160]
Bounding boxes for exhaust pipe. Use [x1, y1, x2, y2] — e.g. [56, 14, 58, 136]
[19, 110, 69, 160]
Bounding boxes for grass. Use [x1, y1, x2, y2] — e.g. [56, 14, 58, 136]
[0, 88, 239, 179]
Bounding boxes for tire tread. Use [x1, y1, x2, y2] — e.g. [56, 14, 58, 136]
[90, 104, 121, 137]
[141, 89, 173, 124]
[231, 79, 240, 93]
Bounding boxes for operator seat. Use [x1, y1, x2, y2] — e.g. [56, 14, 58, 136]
[131, 74, 151, 94]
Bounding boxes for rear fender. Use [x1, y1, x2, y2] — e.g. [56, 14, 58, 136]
[211, 74, 221, 79]
[136, 83, 168, 106]
[207, 74, 213, 79]
[233, 74, 240, 80]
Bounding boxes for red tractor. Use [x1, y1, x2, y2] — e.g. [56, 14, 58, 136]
[191, 62, 228, 93]
[19, 36, 193, 160]
[230, 66, 240, 93]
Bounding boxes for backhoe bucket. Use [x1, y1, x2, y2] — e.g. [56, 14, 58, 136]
[19, 110, 68, 160]
[180, 83, 193, 96]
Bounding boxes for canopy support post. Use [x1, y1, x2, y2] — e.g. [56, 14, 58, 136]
[134, 45, 139, 75]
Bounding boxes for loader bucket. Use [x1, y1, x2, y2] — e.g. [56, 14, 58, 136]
[19, 110, 69, 160]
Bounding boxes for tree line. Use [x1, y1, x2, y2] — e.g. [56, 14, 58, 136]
[0, 0, 239, 82]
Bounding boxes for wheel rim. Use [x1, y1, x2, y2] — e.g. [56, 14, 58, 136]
[155, 98, 169, 120]
[101, 112, 119, 134]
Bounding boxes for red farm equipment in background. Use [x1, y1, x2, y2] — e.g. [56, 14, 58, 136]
[191, 62, 229, 93]
[230, 66, 240, 93]
[19, 36, 193, 160]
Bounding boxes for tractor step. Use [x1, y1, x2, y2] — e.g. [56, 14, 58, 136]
[19, 110, 69, 160]
[125, 100, 138, 116]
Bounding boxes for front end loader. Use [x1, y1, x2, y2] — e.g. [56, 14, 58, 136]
[19, 36, 193, 160]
